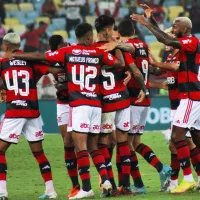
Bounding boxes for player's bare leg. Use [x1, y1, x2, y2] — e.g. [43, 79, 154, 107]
[88, 134, 112, 197]
[134, 134, 171, 191]
[29, 141, 57, 199]
[128, 134, 145, 194]
[62, 126, 80, 198]
[0, 141, 11, 200]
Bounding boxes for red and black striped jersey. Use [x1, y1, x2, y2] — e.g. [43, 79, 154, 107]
[46, 44, 116, 107]
[92, 41, 130, 113]
[0, 57, 49, 118]
[177, 35, 200, 100]
[165, 52, 180, 109]
[126, 38, 151, 107]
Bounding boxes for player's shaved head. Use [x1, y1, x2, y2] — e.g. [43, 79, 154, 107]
[173, 17, 192, 29]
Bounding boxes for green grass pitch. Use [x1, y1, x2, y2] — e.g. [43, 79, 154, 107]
[6, 132, 199, 199]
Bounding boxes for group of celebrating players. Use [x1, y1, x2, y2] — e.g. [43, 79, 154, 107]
[0, 3, 200, 200]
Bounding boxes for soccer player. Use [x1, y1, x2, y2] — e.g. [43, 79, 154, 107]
[93, 15, 146, 194]
[48, 35, 80, 198]
[9, 23, 125, 199]
[115, 19, 171, 192]
[132, 7, 200, 193]
[0, 33, 64, 199]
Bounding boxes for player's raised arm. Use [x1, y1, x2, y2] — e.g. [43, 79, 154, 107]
[131, 14, 181, 48]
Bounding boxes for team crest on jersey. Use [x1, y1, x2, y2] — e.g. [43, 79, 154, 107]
[72, 49, 82, 55]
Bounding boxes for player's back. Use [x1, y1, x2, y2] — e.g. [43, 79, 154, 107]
[0, 58, 40, 118]
[126, 38, 151, 106]
[65, 44, 104, 107]
[92, 41, 130, 112]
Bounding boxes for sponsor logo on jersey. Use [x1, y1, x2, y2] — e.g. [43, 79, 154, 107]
[82, 50, 96, 55]
[103, 93, 121, 101]
[9, 133, 20, 139]
[102, 124, 112, 130]
[11, 100, 27, 106]
[48, 51, 58, 56]
[108, 53, 113, 60]
[80, 123, 89, 129]
[93, 125, 100, 130]
[132, 125, 138, 130]
[182, 39, 192, 44]
[123, 122, 130, 128]
[42, 165, 50, 170]
[35, 131, 43, 138]
[72, 49, 82, 55]
[123, 158, 131, 163]
[81, 92, 97, 98]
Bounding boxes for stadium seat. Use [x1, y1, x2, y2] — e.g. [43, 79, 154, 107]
[118, 8, 129, 18]
[19, 3, 34, 12]
[86, 16, 96, 27]
[36, 17, 51, 24]
[89, 1, 95, 15]
[163, 0, 179, 7]
[149, 41, 164, 62]
[26, 11, 37, 21]
[195, 33, 200, 39]
[145, 35, 157, 45]
[168, 6, 184, 22]
[5, 18, 20, 26]
[52, 18, 66, 30]
[54, 0, 64, 10]
[4, 3, 18, 12]
[13, 24, 26, 35]
[53, 30, 68, 39]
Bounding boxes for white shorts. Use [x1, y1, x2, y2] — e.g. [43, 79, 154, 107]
[0, 117, 44, 144]
[129, 106, 149, 134]
[69, 106, 101, 134]
[173, 99, 200, 129]
[57, 103, 70, 126]
[100, 107, 130, 134]
[171, 109, 191, 138]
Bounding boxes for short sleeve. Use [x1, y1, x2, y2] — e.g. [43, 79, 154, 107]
[45, 48, 66, 63]
[124, 52, 135, 66]
[102, 52, 116, 66]
[178, 37, 198, 53]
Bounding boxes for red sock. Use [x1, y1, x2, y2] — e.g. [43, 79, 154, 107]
[33, 151, 52, 182]
[170, 154, 180, 180]
[190, 147, 200, 176]
[130, 151, 144, 188]
[117, 142, 131, 187]
[0, 152, 7, 181]
[98, 144, 117, 189]
[116, 149, 123, 187]
[64, 147, 79, 187]
[175, 140, 192, 176]
[77, 150, 91, 191]
[136, 143, 163, 172]
[90, 150, 108, 184]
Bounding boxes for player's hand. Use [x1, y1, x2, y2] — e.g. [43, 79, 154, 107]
[140, 4, 153, 19]
[98, 41, 117, 52]
[123, 71, 132, 85]
[135, 90, 145, 104]
[0, 90, 6, 103]
[161, 81, 168, 90]
[4, 52, 15, 59]
[130, 14, 148, 26]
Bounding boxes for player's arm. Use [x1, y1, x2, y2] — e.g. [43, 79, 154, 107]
[102, 49, 125, 67]
[131, 14, 181, 48]
[151, 60, 179, 71]
[98, 41, 135, 54]
[149, 80, 168, 90]
[8, 52, 48, 61]
[140, 4, 159, 28]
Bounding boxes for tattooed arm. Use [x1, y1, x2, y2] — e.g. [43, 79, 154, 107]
[131, 14, 181, 48]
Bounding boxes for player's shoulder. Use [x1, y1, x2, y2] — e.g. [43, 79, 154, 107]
[126, 38, 148, 48]
[179, 35, 198, 44]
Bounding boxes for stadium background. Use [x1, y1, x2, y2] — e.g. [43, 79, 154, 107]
[0, 0, 200, 132]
